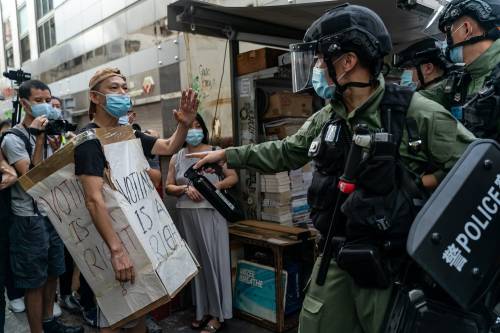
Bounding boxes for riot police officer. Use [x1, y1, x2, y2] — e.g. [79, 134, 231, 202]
[420, 0, 500, 139]
[394, 38, 449, 91]
[190, 4, 475, 333]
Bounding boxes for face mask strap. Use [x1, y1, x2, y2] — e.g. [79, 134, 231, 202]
[323, 52, 374, 98]
[325, 54, 350, 97]
[448, 21, 489, 52]
[416, 65, 426, 89]
[90, 90, 107, 109]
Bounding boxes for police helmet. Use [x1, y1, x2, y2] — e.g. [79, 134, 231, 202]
[438, 0, 500, 39]
[290, 3, 392, 92]
[394, 38, 448, 70]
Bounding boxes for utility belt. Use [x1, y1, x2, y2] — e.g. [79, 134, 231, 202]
[319, 235, 407, 289]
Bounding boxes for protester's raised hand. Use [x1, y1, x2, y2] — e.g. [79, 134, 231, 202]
[173, 88, 199, 127]
[110, 247, 135, 284]
[187, 149, 227, 172]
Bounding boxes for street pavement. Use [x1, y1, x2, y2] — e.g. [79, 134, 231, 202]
[4, 304, 291, 333]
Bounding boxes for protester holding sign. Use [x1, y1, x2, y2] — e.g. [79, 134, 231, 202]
[166, 113, 237, 333]
[74, 67, 199, 333]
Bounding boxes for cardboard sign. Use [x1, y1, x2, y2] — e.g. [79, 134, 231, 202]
[19, 126, 198, 328]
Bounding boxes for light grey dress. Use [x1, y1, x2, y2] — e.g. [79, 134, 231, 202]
[174, 147, 233, 322]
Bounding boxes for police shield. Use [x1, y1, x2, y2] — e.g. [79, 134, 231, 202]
[407, 139, 500, 309]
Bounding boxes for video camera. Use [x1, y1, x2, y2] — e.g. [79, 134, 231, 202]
[3, 69, 31, 85]
[3, 69, 32, 127]
[45, 119, 77, 136]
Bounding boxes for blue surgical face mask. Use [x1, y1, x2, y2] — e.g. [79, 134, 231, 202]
[118, 115, 129, 125]
[47, 107, 62, 120]
[447, 23, 467, 64]
[400, 69, 418, 91]
[186, 128, 204, 146]
[29, 102, 53, 118]
[449, 45, 464, 63]
[93, 91, 132, 118]
[312, 67, 336, 100]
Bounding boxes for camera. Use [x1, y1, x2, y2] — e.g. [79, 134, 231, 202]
[3, 69, 31, 85]
[45, 120, 77, 136]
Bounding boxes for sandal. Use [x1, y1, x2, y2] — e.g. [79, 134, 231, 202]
[201, 321, 225, 333]
[191, 315, 212, 330]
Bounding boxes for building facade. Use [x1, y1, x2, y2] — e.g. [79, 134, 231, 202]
[0, 0, 191, 134]
[0, 0, 316, 131]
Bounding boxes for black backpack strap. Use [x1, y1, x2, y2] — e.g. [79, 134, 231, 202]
[7, 128, 33, 157]
[4, 128, 34, 169]
[379, 84, 418, 151]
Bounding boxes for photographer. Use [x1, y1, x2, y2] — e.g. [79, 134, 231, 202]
[75, 67, 198, 333]
[0, 80, 83, 333]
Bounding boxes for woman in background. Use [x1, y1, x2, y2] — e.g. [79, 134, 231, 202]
[166, 114, 237, 333]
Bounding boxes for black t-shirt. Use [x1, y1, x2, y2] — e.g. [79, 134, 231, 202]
[74, 123, 158, 177]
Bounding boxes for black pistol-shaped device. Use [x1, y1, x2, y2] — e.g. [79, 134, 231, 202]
[184, 163, 244, 223]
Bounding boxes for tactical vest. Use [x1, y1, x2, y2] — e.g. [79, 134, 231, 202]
[307, 84, 426, 242]
[445, 62, 500, 140]
[462, 62, 500, 141]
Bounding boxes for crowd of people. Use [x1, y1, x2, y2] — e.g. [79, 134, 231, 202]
[0, 0, 498, 332]
[0, 63, 238, 333]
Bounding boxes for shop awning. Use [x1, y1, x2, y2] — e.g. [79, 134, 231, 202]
[167, 0, 437, 49]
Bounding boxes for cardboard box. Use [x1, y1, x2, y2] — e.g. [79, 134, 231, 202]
[237, 48, 286, 76]
[19, 127, 198, 328]
[264, 93, 313, 119]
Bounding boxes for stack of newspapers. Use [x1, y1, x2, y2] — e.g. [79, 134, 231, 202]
[289, 163, 313, 227]
[260, 172, 293, 225]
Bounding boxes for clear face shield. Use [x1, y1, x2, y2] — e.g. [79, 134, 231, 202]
[422, 0, 452, 35]
[290, 41, 317, 93]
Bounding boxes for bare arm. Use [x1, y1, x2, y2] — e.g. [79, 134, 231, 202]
[165, 156, 203, 201]
[32, 134, 45, 166]
[30, 116, 49, 166]
[421, 174, 438, 190]
[147, 168, 162, 188]
[165, 156, 186, 197]
[215, 164, 238, 190]
[151, 124, 189, 156]
[79, 174, 135, 283]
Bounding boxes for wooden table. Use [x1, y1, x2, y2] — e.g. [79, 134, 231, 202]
[229, 220, 316, 332]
